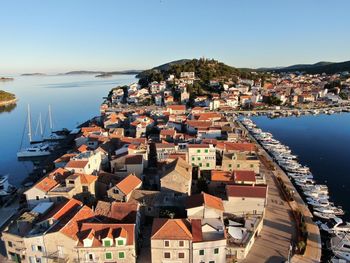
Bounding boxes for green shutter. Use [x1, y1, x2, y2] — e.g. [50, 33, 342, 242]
[118, 252, 125, 259]
[105, 252, 112, 259]
[199, 249, 204, 255]
[104, 240, 111, 247]
[117, 239, 124, 245]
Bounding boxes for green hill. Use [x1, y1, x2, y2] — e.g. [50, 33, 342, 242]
[137, 58, 259, 87]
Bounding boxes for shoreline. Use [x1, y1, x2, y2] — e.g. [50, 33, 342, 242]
[0, 98, 17, 107]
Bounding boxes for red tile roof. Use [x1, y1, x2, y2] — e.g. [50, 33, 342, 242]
[167, 105, 186, 111]
[226, 185, 267, 199]
[35, 177, 58, 192]
[58, 205, 95, 240]
[234, 170, 256, 182]
[65, 160, 89, 169]
[40, 198, 82, 222]
[216, 142, 256, 152]
[186, 192, 224, 211]
[79, 173, 98, 185]
[116, 174, 142, 195]
[151, 218, 192, 240]
[125, 155, 143, 165]
[79, 223, 135, 246]
[191, 219, 203, 242]
[95, 201, 139, 223]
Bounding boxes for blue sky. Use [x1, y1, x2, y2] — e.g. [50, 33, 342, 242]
[1, 0, 350, 74]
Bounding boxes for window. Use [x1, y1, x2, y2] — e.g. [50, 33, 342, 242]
[113, 188, 119, 194]
[36, 196, 39, 200]
[87, 253, 94, 261]
[82, 186, 89, 192]
[250, 164, 254, 168]
[214, 248, 219, 254]
[37, 245, 43, 252]
[199, 163, 202, 167]
[69, 180, 75, 184]
[197, 157, 201, 161]
[206, 163, 210, 167]
[228, 164, 232, 168]
[31, 245, 36, 251]
[104, 240, 111, 247]
[117, 239, 124, 246]
[118, 252, 125, 259]
[192, 157, 195, 161]
[105, 252, 112, 260]
[164, 240, 170, 247]
[179, 240, 184, 247]
[197, 149, 201, 153]
[209, 261, 215, 263]
[199, 249, 204, 255]
[237, 164, 240, 168]
[164, 252, 171, 259]
[178, 252, 185, 258]
[205, 149, 208, 153]
[8, 241, 12, 247]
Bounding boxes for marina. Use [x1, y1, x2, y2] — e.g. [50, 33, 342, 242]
[242, 117, 350, 262]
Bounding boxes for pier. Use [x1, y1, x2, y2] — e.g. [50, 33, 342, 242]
[238, 121, 322, 263]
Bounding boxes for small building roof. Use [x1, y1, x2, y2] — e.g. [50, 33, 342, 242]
[226, 185, 267, 199]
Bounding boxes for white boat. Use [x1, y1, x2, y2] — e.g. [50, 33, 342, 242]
[331, 234, 350, 261]
[307, 198, 330, 207]
[321, 218, 350, 234]
[17, 144, 51, 158]
[313, 211, 337, 220]
[43, 105, 67, 141]
[314, 206, 344, 216]
[0, 174, 16, 196]
[17, 105, 52, 158]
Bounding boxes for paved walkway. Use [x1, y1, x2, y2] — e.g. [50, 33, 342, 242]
[241, 160, 296, 263]
[238, 121, 321, 263]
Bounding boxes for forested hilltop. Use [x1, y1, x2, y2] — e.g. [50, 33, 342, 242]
[137, 58, 264, 93]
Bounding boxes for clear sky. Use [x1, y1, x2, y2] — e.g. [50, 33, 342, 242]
[1, 0, 350, 74]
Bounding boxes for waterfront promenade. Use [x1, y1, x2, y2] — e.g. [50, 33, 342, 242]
[242, 162, 296, 263]
[239, 121, 322, 263]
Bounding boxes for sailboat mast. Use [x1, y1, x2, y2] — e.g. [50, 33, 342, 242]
[28, 104, 32, 143]
[48, 104, 53, 132]
[39, 113, 43, 138]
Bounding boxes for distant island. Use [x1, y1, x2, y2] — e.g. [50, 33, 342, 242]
[21, 73, 46, 76]
[61, 70, 143, 77]
[0, 77, 14, 81]
[0, 90, 17, 106]
[257, 60, 350, 74]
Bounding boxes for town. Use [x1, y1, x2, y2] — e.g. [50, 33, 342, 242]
[4, 60, 350, 263]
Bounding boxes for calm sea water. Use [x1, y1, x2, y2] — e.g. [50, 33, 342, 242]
[252, 114, 350, 219]
[0, 74, 136, 186]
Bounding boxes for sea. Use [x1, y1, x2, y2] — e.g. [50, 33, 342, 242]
[0, 74, 136, 186]
[252, 114, 350, 220]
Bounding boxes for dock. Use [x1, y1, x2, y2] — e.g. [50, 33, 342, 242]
[238, 121, 322, 263]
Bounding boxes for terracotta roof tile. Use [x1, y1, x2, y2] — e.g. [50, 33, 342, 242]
[234, 170, 256, 182]
[186, 192, 224, 211]
[151, 219, 192, 240]
[65, 160, 89, 169]
[226, 185, 267, 199]
[116, 174, 142, 195]
[35, 177, 58, 192]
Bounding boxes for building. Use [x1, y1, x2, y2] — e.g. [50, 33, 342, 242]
[185, 192, 224, 220]
[221, 151, 260, 174]
[151, 218, 226, 263]
[107, 174, 142, 202]
[187, 144, 216, 171]
[224, 185, 268, 216]
[160, 158, 192, 196]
